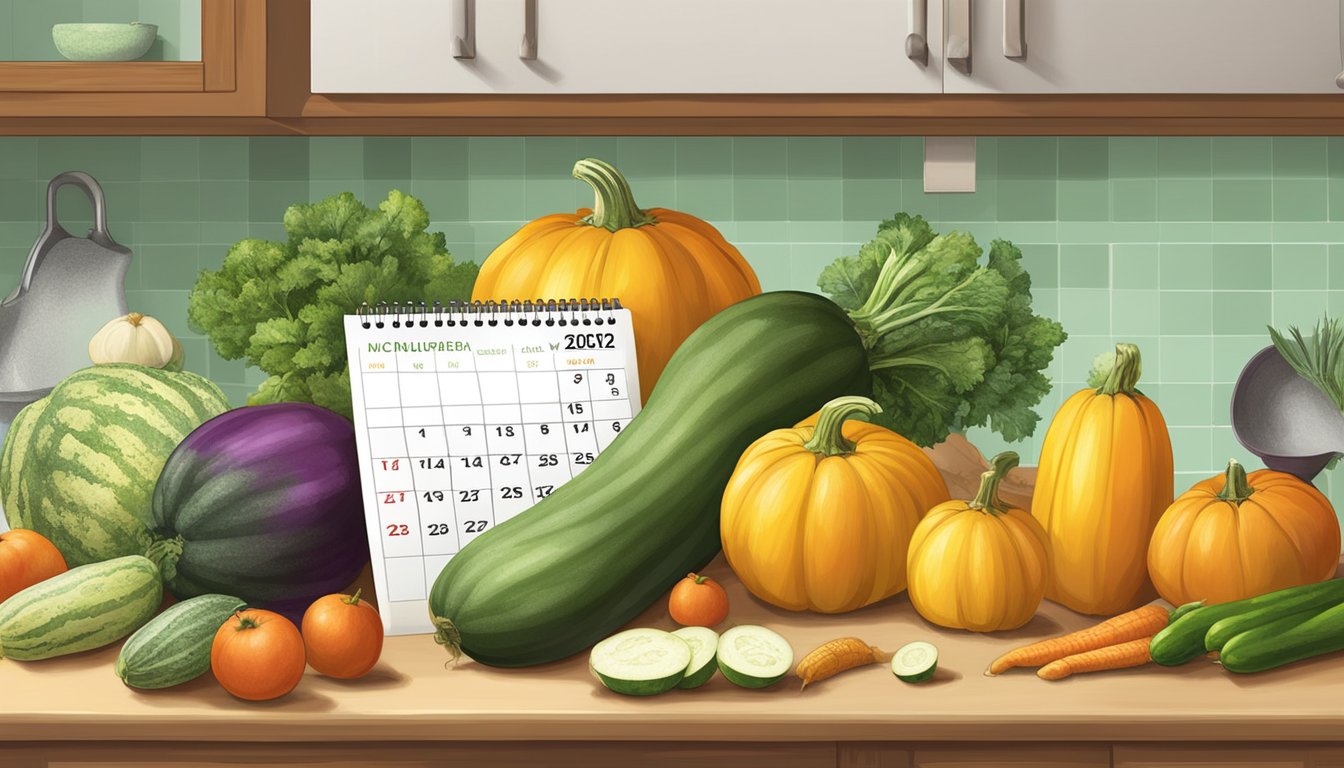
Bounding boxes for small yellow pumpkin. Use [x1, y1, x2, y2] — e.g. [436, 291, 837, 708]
[472, 158, 761, 403]
[1031, 342, 1173, 615]
[88, 312, 183, 371]
[1148, 459, 1341, 606]
[719, 395, 950, 614]
[907, 451, 1051, 632]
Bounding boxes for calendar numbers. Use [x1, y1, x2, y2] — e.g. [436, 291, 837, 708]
[350, 311, 641, 633]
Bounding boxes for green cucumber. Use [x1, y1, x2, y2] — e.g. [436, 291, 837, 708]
[115, 593, 246, 689]
[0, 555, 161, 661]
[589, 628, 690, 696]
[717, 625, 793, 689]
[891, 641, 939, 683]
[1149, 578, 1344, 666]
[1219, 603, 1344, 674]
[1206, 604, 1321, 654]
[429, 292, 870, 667]
[672, 626, 719, 689]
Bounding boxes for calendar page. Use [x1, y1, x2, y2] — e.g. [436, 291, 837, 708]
[343, 308, 641, 635]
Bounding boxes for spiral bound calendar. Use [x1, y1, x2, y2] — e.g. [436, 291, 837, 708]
[344, 299, 641, 635]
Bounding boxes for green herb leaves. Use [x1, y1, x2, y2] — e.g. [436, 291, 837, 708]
[818, 214, 1066, 447]
[187, 190, 478, 419]
[1268, 316, 1344, 413]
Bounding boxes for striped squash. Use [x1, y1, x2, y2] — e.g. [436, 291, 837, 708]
[0, 555, 162, 661]
[0, 364, 230, 567]
[116, 593, 246, 689]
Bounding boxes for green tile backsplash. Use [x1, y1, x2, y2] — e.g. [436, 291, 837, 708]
[3, 135, 1344, 516]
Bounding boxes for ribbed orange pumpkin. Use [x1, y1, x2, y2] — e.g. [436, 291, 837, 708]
[720, 396, 950, 613]
[1148, 459, 1341, 606]
[472, 158, 761, 403]
[1031, 342, 1174, 616]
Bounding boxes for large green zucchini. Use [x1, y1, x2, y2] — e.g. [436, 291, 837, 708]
[429, 291, 871, 667]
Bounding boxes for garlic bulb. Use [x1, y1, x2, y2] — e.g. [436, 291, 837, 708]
[88, 312, 179, 369]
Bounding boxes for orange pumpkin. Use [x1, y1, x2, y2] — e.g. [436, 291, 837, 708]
[211, 609, 306, 701]
[301, 589, 385, 679]
[472, 157, 761, 403]
[1148, 459, 1341, 606]
[1031, 342, 1174, 616]
[720, 395, 950, 613]
[667, 573, 730, 628]
[0, 528, 67, 603]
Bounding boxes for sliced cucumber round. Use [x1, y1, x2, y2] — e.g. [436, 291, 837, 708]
[589, 628, 690, 696]
[717, 625, 793, 689]
[672, 626, 719, 689]
[891, 641, 938, 683]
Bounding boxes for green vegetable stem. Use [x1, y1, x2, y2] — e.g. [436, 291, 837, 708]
[187, 190, 478, 419]
[817, 214, 1067, 447]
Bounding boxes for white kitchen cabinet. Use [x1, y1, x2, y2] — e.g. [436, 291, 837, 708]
[311, 0, 944, 94]
[944, 0, 1343, 94]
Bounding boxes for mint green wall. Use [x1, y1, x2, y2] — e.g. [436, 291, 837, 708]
[0, 0, 200, 61]
[1, 135, 1342, 511]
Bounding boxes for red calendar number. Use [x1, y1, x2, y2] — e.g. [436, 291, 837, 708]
[386, 524, 410, 536]
[383, 491, 406, 504]
[380, 459, 401, 470]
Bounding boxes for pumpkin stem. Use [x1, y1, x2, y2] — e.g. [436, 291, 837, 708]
[1096, 342, 1143, 396]
[1216, 458, 1255, 503]
[142, 535, 183, 584]
[969, 451, 1019, 516]
[689, 573, 709, 585]
[802, 396, 883, 457]
[573, 158, 657, 231]
[126, 312, 144, 326]
[344, 589, 363, 606]
[432, 615, 464, 668]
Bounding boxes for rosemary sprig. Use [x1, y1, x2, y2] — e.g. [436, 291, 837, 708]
[1267, 316, 1344, 413]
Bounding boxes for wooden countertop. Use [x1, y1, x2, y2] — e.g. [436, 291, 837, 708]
[1, 556, 1341, 745]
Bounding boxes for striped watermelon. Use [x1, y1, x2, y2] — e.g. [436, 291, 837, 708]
[0, 365, 230, 567]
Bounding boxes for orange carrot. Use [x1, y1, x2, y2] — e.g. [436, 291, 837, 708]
[1036, 636, 1153, 681]
[986, 603, 1170, 676]
[795, 637, 892, 690]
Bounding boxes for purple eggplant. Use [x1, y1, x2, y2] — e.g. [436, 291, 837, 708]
[147, 402, 369, 622]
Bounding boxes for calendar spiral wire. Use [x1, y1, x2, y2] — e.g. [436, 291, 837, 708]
[357, 298, 623, 330]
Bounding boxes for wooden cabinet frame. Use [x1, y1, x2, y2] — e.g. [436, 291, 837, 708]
[0, 0, 265, 119]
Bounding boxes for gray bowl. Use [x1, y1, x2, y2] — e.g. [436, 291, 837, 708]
[1231, 345, 1344, 482]
[52, 22, 157, 62]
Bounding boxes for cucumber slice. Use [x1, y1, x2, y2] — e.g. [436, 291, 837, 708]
[589, 628, 690, 696]
[891, 641, 938, 683]
[717, 625, 793, 689]
[672, 626, 719, 689]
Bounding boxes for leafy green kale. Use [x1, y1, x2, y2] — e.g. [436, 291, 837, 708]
[188, 190, 478, 419]
[818, 213, 1066, 447]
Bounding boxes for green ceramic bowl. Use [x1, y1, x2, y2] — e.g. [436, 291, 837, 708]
[52, 22, 157, 62]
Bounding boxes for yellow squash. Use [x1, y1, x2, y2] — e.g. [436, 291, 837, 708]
[1148, 459, 1341, 606]
[472, 157, 761, 403]
[906, 451, 1051, 632]
[720, 396, 949, 614]
[1031, 342, 1174, 616]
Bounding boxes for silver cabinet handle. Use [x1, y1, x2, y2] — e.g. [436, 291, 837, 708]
[947, 0, 972, 74]
[1336, 0, 1344, 87]
[1004, 0, 1025, 59]
[452, 0, 476, 59]
[520, 0, 538, 60]
[906, 0, 928, 66]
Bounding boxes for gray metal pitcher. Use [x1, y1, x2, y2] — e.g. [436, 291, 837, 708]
[0, 171, 132, 419]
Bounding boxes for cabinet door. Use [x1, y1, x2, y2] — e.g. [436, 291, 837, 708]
[914, 747, 1111, 768]
[1114, 747, 1309, 768]
[312, 0, 943, 94]
[944, 0, 1342, 93]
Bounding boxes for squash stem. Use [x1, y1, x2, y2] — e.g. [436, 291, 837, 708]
[432, 615, 464, 666]
[1216, 458, 1255, 503]
[689, 573, 709, 585]
[803, 396, 883, 456]
[344, 588, 363, 606]
[142, 535, 183, 584]
[573, 158, 657, 231]
[1097, 342, 1143, 396]
[969, 451, 1019, 516]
